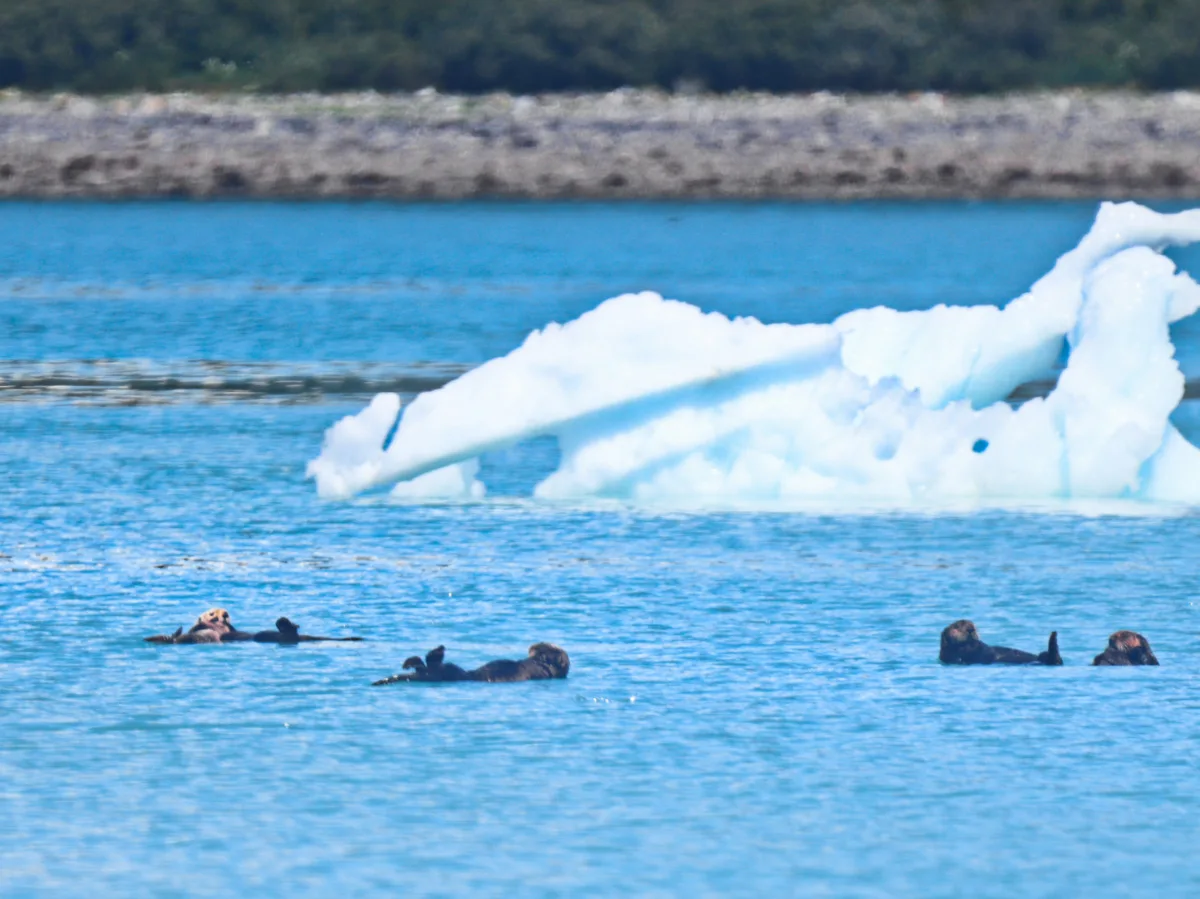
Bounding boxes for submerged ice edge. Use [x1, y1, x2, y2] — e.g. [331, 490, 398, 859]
[362, 492, 1199, 520]
[309, 202, 1200, 508]
[0, 360, 469, 400]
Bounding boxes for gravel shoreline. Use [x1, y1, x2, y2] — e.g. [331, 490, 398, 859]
[3, 88, 1200, 200]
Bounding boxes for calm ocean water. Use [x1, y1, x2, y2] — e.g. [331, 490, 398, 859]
[2, 202, 1198, 897]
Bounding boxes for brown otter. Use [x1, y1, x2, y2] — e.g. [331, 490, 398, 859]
[252, 617, 364, 644]
[1093, 630, 1159, 666]
[939, 620, 1062, 665]
[372, 642, 570, 685]
[144, 608, 254, 644]
[145, 610, 360, 645]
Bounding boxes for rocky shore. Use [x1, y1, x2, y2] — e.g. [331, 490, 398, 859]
[2, 88, 1200, 200]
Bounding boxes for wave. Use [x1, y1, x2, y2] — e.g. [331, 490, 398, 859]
[309, 201, 1200, 508]
[0, 360, 467, 404]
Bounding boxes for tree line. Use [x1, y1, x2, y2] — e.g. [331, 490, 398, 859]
[1, 0, 1198, 95]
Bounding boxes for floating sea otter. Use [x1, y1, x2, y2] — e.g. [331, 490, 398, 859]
[373, 643, 570, 685]
[143, 607, 250, 644]
[939, 620, 1062, 665]
[1092, 630, 1159, 666]
[144, 609, 361, 645]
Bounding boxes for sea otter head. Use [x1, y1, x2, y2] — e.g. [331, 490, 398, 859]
[940, 619, 980, 660]
[1098, 630, 1159, 666]
[189, 608, 235, 636]
[528, 642, 570, 678]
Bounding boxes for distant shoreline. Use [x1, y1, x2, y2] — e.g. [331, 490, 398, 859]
[3, 89, 1200, 201]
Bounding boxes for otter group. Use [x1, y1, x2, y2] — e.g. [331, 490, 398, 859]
[145, 608, 1160, 681]
[939, 620, 1159, 666]
[144, 608, 570, 684]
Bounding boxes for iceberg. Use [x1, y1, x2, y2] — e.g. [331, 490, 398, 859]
[309, 201, 1200, 508]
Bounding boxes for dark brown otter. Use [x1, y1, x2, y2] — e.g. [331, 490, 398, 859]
[372, 642, 570, 686]
[1093, 631, 1159, 666]
[252, 617, 364, 644]
[939, 619, 1062, 665]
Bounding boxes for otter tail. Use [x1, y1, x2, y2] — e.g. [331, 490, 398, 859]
[1038, 631, 1063, 666]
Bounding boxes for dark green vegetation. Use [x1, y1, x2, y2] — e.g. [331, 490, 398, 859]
[2, 0, 1199, 94]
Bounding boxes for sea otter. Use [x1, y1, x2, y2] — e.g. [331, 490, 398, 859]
[372, 642, 570, 685]
[939, 620, 1062, 665]
[1092, 630, 1159, 666]
[144, 608, 254, 644]
[145, 610, 361, 644]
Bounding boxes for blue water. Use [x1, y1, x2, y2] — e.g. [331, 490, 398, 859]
[2, 202, 1199, 896]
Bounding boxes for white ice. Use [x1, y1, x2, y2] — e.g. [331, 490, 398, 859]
[308, 201, 1200, 508]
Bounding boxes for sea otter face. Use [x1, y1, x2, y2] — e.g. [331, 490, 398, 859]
[1107, 631, 1159, 665]
[528, 642, 570, 677]
[190, 608, 234, 636]
[941, 620, 980, 650]
[939, 619, 983, 663]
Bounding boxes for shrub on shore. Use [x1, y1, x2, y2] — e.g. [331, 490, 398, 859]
[1, 0, 1199, 95]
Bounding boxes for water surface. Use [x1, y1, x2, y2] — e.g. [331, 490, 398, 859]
[2, 202, 1198, 896]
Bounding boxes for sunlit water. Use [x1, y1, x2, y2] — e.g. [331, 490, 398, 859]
[2, 202, 1199, 896]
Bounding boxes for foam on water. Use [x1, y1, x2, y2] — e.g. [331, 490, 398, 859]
[309, 202, 1200, 508]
